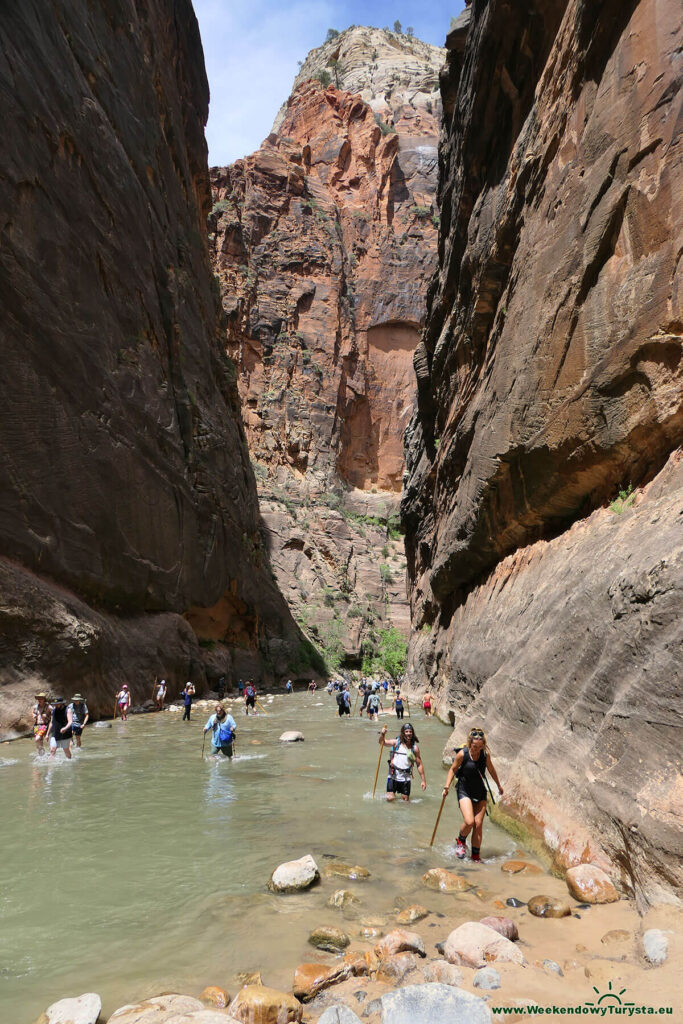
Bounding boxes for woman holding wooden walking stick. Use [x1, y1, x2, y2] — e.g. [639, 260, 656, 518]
[440, 726, 503, 861]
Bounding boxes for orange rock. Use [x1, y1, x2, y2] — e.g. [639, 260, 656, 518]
[421, 868, 469, 893]
[229, 984, 302, 1024]
[566, 864, 619, 904]
[200, 986, 230, 1009]
[292, 962, 353, 1002]
[375, 928, 426, 959]
[376, 951, 420, 984]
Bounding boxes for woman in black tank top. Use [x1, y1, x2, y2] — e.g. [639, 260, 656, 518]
[441, 727, 503, 862]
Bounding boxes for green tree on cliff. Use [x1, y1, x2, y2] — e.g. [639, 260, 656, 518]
[393, 20, 403, 33]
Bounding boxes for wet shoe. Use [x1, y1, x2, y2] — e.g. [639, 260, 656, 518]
[471, 852, 481, 862]
[456, 838, 467, 859]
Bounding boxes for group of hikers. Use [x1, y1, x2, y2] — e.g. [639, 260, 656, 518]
[29, 675, 503, 860]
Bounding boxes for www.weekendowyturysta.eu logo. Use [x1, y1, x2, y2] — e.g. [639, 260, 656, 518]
[492, 981, 674, 1016]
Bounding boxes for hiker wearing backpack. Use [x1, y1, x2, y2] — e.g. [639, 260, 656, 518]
[379, 724, 426, 802]
[204, 704, 237, 758]
[367, 690, 382, 721]
[337, 686, 351, 717]
[441, 726, 503, 862]
[244, 681, 256, 714]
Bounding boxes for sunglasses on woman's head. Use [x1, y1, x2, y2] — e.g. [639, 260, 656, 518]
[471, 731, 484, 738]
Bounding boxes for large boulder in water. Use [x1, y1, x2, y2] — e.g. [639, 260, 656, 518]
[444, 922, 526, 968]
[108, 994, 238, 1023]
[421, 868, 468, 892]
[566, 864, 619, 904]
[308, 925, 350, 952]
[229, 984, 302, 1024]
[380, 984, 492, 1024]
[280, 730, 305, 742]
[35, 993, 101, 1024]
[268, 854, 320, 893]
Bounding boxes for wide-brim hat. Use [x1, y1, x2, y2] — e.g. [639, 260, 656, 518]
[53, 696, 66, 704]
[72, 693, 84, 701]
[34, 692, 47, 699]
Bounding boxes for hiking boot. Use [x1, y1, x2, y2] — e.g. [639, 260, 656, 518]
[456, 837, 467, 859]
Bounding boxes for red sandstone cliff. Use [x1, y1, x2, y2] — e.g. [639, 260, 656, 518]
[402, 0, 682, 904]
[0, 0, 301, 735]
[210, 27, 445, 667]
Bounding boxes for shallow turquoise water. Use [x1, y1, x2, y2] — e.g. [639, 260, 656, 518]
[0, 694, 517, 1021]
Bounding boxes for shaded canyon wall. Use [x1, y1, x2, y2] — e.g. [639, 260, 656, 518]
[0, 0, 301, 735]
[402, 0, 682, 904]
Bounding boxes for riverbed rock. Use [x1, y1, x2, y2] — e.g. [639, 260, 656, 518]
[375, 928, 426, 959]
[397, 904, 429, 925]
[566, 865, 619, 904]
[329, 889, 361, 909]
[235, 971, 263, 987]
[200, 987, 231, 1009]
[421, 868, 469, 892]
[37, 993, 101, 1024]
[473, 967, 501, 990]
[444, 922, 526, 968]
[359, 925, 382, 939]
[293, 962, 356, 1001]
[324, 862, 371, 881]
[309, 926, 351, 952]
[108, 994, 238, 1024]
[380, 983, 492, 1024]
[94, 722, 112, 729]
[527, 896, 571, 919]
[376, 951, 420, 984]
[228, 984, 302, 1024]
[279, 731, 305, 742]
[642, 929, 669, 966]
[601, 929, 631, 945]
[268, 855, 319, 893]
[318, 1008, 364, 1024]
[479, 916, 518, 941]
[501, 860, 543, 876]
[421, 960, 464, 986]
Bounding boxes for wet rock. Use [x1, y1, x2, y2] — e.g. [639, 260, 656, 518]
[309, 926, 351, 953]
[642, 929, 669, 966]
[362, 998, 382, 1019]
[268, 854, 319, 893]
[235, 971, 263, 987]
[94, 722, 112, 729]
[380, 983, 492, 1024]
[421, 960, 464, 986]
[200, 986, 231, 1008]
[108, 995, 234, 1024]
[434, 942, 445, 955]
[397, 904, 429, 925]
[376, 951, 420, 984]
[293, 963, 354, 1002]
[479, 917, 518, 941]
[444, 922, 526, 969]
[473, 967, 501, 990]
[505, 898, 525, 908]
[501, 861, 525, 874]
[601, 929, 631, 945]
[566, 865, 619, 904]
[375, 928, 426, 958]
[229, 984, 303, 1024]
[542, 959, 563, 976]
[527, 895, 571, 919]
[38, 993, 101, 1024]
[318, 1008, 364, 1024]
[324, 862, 371, 881]
[280, 731, 305, 742]
[421, 868, 469, 892]
[329, 889, 361, 909]
[359, 926, 382, 940]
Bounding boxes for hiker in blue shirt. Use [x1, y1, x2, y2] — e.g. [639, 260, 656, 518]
[204, 704, 237, 758]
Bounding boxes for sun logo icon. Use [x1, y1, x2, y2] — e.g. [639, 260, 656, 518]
[585, 981, 635, 1008]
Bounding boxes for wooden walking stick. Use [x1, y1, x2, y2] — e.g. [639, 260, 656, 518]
[353, 686, 360, 713]
[201, 730, 207, 760]
[151, 675, 157, 701]
[371, 736, 385, 798]
[405, 695, 411, 718]
[112, 695, 118, 721]
[255, 698, 268, 715]
[429, 792, 448, 847]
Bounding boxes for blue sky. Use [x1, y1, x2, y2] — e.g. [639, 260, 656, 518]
[193, 0, 463, 165]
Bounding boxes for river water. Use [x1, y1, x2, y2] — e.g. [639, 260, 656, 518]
[0, 693, 519, 1022]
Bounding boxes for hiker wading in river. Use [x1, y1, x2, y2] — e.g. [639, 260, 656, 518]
[204, 704, 237, 758]
[32, 692, 51, 755]
[379, 723, 426, 801]
[442, 726, 503, 862]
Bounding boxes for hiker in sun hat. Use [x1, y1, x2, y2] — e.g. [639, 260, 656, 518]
[31, 692, 51, 755]
[67, 694, 89, 748]
[47, 696, 73, 759]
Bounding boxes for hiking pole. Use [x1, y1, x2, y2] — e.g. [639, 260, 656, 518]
[371, 737, 385, 798]
[429, 791, 448, 847]
[405, 696, 411, 718]
[112, 698, 117, 721]
[201, 731, 207, 760]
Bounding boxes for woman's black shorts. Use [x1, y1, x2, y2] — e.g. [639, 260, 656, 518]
[456, 782, 487, 804]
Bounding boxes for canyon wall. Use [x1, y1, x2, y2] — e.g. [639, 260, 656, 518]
[402, 0, 682, 904]
[210, 27, 444, 666]
[0, 0, 300, 736]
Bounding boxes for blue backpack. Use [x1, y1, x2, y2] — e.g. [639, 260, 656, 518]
[217, 719, 235, 744]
